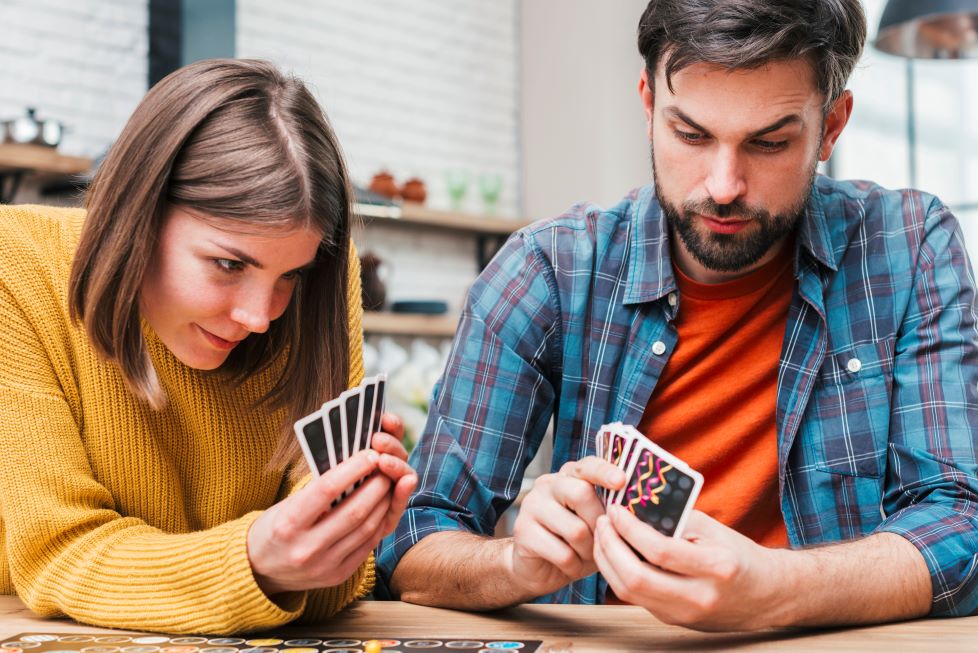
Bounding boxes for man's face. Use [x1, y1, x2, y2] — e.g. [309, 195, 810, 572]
[641, 58, 849, 282]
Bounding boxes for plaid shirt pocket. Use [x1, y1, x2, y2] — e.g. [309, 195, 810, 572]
[809, 340, 895, 478]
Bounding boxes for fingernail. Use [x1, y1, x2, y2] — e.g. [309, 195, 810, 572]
[606, 470, 622, 485]
[366, 451, 379, 464]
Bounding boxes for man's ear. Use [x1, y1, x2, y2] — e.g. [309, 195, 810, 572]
[639, 67, 654, 142]
[819, 90, 854, 162]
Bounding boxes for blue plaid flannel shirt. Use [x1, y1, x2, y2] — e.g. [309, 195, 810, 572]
[377, 176, 978, 615]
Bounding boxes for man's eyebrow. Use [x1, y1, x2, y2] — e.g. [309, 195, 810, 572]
[664, 107, 803, 138]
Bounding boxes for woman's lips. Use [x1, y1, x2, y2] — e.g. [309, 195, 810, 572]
[196, 324, 243, 350]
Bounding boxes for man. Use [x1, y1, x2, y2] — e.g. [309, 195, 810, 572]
[377, 0, 978, 630]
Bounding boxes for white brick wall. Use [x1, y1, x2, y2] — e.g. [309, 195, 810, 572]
[0, 0, 148, 160]
[237, 0, 521, 218]
[237, 0, 522, 316]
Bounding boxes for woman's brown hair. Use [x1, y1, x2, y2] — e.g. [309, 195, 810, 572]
[69, 58, 352, 471]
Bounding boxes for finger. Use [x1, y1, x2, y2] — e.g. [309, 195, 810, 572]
[596, 510, 693, 600]
[560, 456, 626, 493]
[372, 432, 410, 461]
[593, 517, 630, 599]
[381, 472, 417, 534]
[322, 494, 393, 563]
[516, 519, 583, 579]
[336, 529, 388, 581]
[294, 450, 379, 526]
[608, 506, 726, 578]
[379, 413, 405, 440]
[548, 476, 605, 531]
[377, 452, 415, 481]
[527, 499, 596, 565]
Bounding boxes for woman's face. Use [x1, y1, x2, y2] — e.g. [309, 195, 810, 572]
[140, 206, 322, 370]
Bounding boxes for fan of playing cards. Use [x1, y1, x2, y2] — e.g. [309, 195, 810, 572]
[293, 374, 387, 479]
[597, 423, 704, 539]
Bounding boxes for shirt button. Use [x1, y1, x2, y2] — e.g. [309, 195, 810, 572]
[847, 358, 862, 373]
[667, 292, 677, 307]
[652, 341, 667, 356]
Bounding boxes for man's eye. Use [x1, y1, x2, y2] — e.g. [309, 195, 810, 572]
[674, 129, 706, 145]
[753, 139, 788, 153]
[214, 258, 245, 273]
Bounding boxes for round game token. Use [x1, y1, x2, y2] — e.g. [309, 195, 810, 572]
[373, 642, 400, 648]
[321, 650, 360, 653]
[239, 648, 277, 653]
[21, 636, 59, 643]
[59, 638, 96, 644]
[168, 640, 206, 646]
[278, 648, 315, 653]
[446, 643, 484, 650]
[205, 641, 243, 647]
[199, 648, 237, 653]
[486, 643, 525, 650]
[132, 639, 169, 646]
[244, 641, 281, 648]
[160, 646, 198, 653]
[283, 641, 321, 648]
[322, 642, 361, 648]
[1, 647, 21, 653]
[122, 647, 160, 653]
[96, 638, 132, 645]
[81, 647, 120, 653]
[404, 643, 442, 649]
[5, 643, 39, 649]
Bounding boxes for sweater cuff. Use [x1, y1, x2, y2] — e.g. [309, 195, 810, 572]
[221, 511, 308, 630]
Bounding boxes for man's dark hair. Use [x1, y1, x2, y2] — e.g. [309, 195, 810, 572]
[638, 0, 867, 108]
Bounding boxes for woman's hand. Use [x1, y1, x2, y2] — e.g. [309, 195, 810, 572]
[369, 413, 418, 535]
[247, 437, 416, 596]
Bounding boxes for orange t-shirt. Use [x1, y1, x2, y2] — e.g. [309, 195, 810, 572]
[637, 243, 795, 548]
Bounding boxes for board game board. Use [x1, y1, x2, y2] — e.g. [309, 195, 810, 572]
[1, 633, 540, 653]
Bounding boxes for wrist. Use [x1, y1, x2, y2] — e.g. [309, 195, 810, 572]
[757, 546, 807, 628]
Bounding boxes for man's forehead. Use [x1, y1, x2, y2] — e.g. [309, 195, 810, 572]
[653, 58, 821, 131]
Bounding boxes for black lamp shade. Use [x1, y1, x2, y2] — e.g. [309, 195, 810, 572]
[875, 0, 978, 58]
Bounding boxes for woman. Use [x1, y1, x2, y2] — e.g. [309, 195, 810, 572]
[0, 59, 416, 634]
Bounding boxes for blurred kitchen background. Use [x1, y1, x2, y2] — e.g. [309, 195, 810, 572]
[1, 0, 976, 531]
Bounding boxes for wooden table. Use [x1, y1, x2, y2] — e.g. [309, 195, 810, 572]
[0, 596, 974, 652]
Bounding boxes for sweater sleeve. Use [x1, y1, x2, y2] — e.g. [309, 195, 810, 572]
[0, 281, 308, 634]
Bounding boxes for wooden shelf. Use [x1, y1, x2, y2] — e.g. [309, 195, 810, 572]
[0, 143, 91, 175]
[362, 311, 459, 337]
[356, 201, 531, 235]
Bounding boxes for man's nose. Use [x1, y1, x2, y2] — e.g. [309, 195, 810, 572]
[704, 147, 747, 207]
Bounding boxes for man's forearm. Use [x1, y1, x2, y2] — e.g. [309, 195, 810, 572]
[769, 532, 932, 627]
[390, 531, 536, 610]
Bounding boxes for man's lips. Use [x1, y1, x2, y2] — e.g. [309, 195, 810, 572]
[196, 324, 244, 350]
[699, 215, 751, 235]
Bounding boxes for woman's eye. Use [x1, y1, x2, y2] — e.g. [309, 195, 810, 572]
[281, 269, 306, 281]
[214, 258, 245, 273]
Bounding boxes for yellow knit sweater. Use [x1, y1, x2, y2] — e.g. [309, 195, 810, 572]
[0, 204, 372, 634]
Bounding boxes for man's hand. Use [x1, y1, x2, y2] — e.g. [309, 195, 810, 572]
[594, 506, 785, 631]
[508, 456, 625, 598]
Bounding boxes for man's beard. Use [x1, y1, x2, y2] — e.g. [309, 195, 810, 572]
[652, 146, 816, 273]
